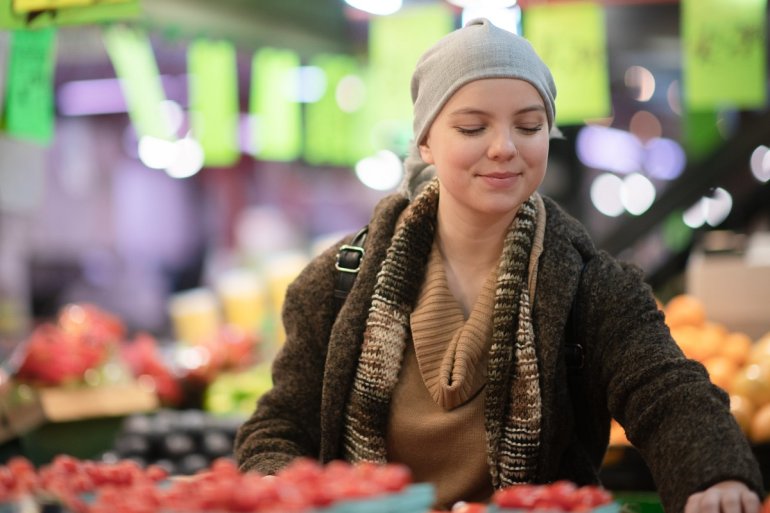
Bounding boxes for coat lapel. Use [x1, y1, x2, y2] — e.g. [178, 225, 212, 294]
[530, 198, 586, 479]
[320, 194, 409, 461]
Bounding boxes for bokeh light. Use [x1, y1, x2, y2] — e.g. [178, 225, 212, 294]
[449, 0, 517, 7]
[620, 173, 656, 216]
[666, 80, 682, 116]
[462, 5, 520, 33]
[629, 110, 662, 142]
[750, 145, 770, 183]
[336, 75, 366, 113]
[165, 137, 205, 179]
[344, 0, 402, 15]
[703, 187, 733, 227]
[683, 188, 733, 228]
[295, 66, 327, 103]
[355, 150, 403, 191]
[590, 173, 625, 217]
[624, 65, 656, 102]
[644, 137, 686, 180]
[577, 125, 643, 175]
[138, 136, 175, 170]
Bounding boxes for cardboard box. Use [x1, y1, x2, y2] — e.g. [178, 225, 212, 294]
[0, 380, 159, 444]
[686, 232, 770, 340]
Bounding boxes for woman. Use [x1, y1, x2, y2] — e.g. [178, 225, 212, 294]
[235, 18, 763, 513]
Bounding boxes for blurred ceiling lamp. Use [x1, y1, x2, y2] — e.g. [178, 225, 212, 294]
[590, 173, 624, 217]
[137, 134, 204, 179]
[462, 4, 520, 33]
[345, 0, 402, 15]
[165, 137, 205, 179]
[138, 135, 175, 170]
[620, 173, 656, 216]
[448, 0, 517, 7]
[355, 150, 403, 191]
[624, 65, 655, 102]
[750, 145, 770, 183]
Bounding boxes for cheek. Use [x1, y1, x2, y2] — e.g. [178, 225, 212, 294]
[435, 141, 482, 170]
[520, 138, 550, 165]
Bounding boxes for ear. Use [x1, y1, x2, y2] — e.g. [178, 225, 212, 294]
[418, 143, 434, 164]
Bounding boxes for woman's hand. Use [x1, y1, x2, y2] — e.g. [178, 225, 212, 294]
[684, 481, 760, 513]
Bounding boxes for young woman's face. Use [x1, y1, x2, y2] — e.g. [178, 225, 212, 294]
[419, 78, 550, 222]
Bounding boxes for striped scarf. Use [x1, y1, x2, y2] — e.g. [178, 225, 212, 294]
[342, 178, 542, 487]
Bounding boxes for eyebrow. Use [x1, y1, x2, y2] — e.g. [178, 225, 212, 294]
[448, 105, 547, 117]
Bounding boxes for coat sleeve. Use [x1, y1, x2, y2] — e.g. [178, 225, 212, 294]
[233, 242, 341, 474]
[580, 252, 764, 513]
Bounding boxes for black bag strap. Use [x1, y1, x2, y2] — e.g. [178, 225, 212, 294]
[333, 226, 369, 316]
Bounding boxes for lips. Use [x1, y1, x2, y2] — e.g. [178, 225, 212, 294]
[481, 172, 518, 179]
[477, 171, 521, 188]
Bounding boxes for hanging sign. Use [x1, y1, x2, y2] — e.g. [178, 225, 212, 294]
[367, 4, 454, 153]
[3, 28, 57, 144]
[0, 32, 8, 124]
[523, 1, 611, 125]
[188, 39, 240, 167]
[304, 54, 363, 167]
[682, 0, 766, 110]
[103, 25, 172, 141]
[0, 0, 139, 29]
[250, 47, 301, 162]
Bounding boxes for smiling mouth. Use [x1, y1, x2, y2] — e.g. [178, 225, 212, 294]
[479, 172, 519, 179]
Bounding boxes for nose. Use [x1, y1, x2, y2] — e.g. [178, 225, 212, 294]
[487, 129, 518, 161]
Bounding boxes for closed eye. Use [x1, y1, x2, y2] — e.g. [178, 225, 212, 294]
[456, 126, 485, 136]
[519, 125, 544, 134]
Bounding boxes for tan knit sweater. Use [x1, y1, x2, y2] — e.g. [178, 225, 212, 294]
[385, 196, 547, 509]
[385, 240, 496, 509]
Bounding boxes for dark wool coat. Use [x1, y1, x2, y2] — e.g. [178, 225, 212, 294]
[235, 192, 764, 513]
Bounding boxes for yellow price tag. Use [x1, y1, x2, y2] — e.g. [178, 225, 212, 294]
[12, 0, 130, 12]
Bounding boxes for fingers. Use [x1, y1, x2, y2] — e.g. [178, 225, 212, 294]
[684, 486, 761, 513]
[741, 489, 761, 513]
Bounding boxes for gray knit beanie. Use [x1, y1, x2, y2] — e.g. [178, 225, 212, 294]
[412, 17, 556, 144]
[401, 18, 557, 199]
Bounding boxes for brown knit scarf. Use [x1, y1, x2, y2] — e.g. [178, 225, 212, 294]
[342, 178, 542, 488]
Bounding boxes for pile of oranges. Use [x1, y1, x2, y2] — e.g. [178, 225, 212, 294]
[608, 293, 770, 448]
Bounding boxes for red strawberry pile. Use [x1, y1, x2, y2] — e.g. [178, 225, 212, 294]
[0, 455, 417, 513]
[12, 302, 261, 409]
[492, 481, 615, 512]
[16, 304, 125, 386]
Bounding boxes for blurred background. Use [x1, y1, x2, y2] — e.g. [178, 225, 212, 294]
[0, 0, 769, 491]
[1, 0, 768, 343]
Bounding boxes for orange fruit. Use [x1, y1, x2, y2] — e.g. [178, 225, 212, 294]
[720, 332, 753, 367]
[608, 419, 630, 446]
[670, 325, 701, 360]
[749, 335, 770, 366]
[670, 324, 721, 362]
[750, 403, 770, 443]
[702, 355, 738, 391]
[730, 394, 755, 436]
[664, 294, 706, 329]
[730, 363, 770, 408]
